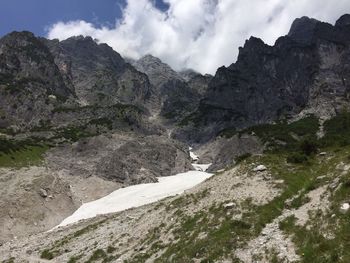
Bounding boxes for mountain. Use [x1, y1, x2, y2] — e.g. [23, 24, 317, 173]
[0, 31, 75, 130]
[43, 36, 152, 108]
[0, 32, 193, 242]
[174, 14, 350, 143]
[131, 54, 211, 121]
[2, 14, 350, 263]
[0, 32, 158, 133]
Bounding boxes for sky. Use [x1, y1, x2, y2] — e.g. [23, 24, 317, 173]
[1, 0, 350, 74]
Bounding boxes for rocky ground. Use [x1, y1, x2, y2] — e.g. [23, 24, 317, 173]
[1, 146, 349, 262]
[46, 132, 192, 185]
[0, 130, 193, 245]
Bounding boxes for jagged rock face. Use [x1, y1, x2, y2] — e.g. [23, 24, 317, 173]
[97, 136, 193, 184]
[288, 16, 319, 44]
[44, 36, 152, 107]
[131, 54, 183, 88]
[131, 55, 210, 120]
[335, 14, 350, 27]
[186, 73, 212, 96]
[46, 134, 193, 185]
[0, 32, 158, 132]
[0, 32, 74, 129]
[175, 14, 350, 143]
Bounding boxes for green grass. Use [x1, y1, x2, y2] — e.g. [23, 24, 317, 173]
[219, 115, 319, 141]
[0, 138, 50, 167]
[85, 248, 116, 263]
[277, 146, 350, 263]
[39, 219, 107, 260]
[129, 143, 349, 262]
[321, 111, 350, 147]
[67, 254, 84, 263]
[54, 126, 95, 142]
[40, 249, 56, 260]
[86, 249, 107, 262]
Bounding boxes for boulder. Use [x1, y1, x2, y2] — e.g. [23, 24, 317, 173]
[253, 165, 267, 172]
[39, 188, 48, 198]
[223, 202, 235, 209]
[340, 203, 350, 214]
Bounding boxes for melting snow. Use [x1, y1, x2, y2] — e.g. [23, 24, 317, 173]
[53, 149, 212, 229]
[54, 171, 212, 228]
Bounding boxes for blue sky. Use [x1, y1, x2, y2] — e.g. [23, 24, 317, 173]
[0, 0, 169, 37]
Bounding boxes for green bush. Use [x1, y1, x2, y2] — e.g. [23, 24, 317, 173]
[299, 138, 318, 156]
[287, 152, 308, 164]
[40, 249, 55, 260]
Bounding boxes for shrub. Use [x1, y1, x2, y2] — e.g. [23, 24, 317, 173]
[287, 152, 308, 164]
[40, 249, 54, 260]
[299, 138, 318, 156]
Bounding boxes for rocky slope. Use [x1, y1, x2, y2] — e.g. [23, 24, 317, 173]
[0, 31, 75, 130]
[43, 36, 152, 108]
[0, 131, 193, 243]
[131, 55, 211, 121]
[2, 139, 350, 262]
[3, 109, 350, 262]
[0, 31, 160, 133]
[174, 14, 350, 143]
[46, 133, 192, 185]
[0, 32, 194, 243]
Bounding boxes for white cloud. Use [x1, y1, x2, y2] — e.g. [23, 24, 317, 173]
[47, 0, 350, 74]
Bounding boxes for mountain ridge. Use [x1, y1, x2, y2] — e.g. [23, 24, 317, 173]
[172, 13, 350, 143]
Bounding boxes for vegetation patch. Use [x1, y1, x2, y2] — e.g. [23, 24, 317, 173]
[0, 138, 50, 167]
[39, 219, 107, 260]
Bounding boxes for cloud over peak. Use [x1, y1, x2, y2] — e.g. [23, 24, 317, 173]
[47, 0, 350, 74]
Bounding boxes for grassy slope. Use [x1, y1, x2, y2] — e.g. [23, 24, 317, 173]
[0, 138, 50, 167]
[128, 113, 350, 262]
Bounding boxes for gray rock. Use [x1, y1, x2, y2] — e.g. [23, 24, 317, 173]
[39, 188, 48, 198]
[253, 165, 267, 172]
[340, 203, 350, 214]
[223, 202, 235, 209]
[131, 54, 210, 121]
[175, 14, 350, 143]
[46, 133, 193, 185]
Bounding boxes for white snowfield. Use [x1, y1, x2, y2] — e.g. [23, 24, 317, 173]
[54, 170, 212, 228]
[53, 149, 212, 229]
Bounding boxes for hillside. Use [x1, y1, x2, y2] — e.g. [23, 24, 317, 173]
[1, 14, 350, 263]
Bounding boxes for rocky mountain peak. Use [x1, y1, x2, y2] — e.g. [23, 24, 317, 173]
[179, 69, 201, 82]
[0, 30, 73, 99]
[0, 30, 51, 58]
[233, 36, 271, 70]
[0, 31, 35, 44]
[335, 14, 350, 27]
[43, 35, 154, 107]
[131, 54, 181, 88]
[139, 54, 163, 64]
[237, 37, 270, 57]
[288, 16, 320, 44]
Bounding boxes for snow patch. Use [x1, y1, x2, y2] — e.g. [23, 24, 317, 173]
[189, 151, 199, 162]
[192, 163, 212, 172]
[53, 170, 212, 228]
